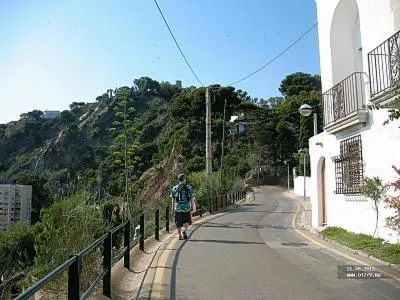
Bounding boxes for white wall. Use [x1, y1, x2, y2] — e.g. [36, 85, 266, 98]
[312, 0, 400, 244]
[315, 0, 397, 92]
[294, 176, 310, 198]
[309, 111, 400, 243]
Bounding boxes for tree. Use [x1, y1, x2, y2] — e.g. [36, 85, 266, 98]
[28, 110, 43, 122]
[384, 166, 400, 231]
[133, 77, 160, 94]
[69, 102, 86, 111]
[60, 110, 76, 125]
[0, 223, 35, 298]
[279, 72, 321, 97]
[363, 176, 387, 237]
[267, 96, 285, 107]
[159, 81, 180, 100]
[14, 171, 53, 224]
[0, 124, 6, 139]
[186, 156, 205, 173]
[108, 87, 142, 217]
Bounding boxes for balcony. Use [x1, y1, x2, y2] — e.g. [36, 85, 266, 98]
[323, 72, 368, 133]
[368, 30, 400, 102]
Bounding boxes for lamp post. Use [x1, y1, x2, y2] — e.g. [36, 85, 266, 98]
[298, 103, 316, 202]
[298, 149, 307, 202]
[284, 160, 290, 190]
[298, 104, 317, 136]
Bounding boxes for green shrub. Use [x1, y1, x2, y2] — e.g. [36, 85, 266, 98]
[32, 191, 107, 294]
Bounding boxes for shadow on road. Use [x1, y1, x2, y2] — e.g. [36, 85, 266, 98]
[186, 239, 265, 245]
[201, 221, 297, 230]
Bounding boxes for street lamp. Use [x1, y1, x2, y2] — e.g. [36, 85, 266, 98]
[298, 149, 307, 202]
[283, 160, 290, 190]
[298, 104, 318, 136]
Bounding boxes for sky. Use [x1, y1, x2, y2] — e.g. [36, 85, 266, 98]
[0, 0, 320, 124]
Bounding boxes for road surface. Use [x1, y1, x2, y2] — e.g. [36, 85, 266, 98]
[152, 187, 400, 300]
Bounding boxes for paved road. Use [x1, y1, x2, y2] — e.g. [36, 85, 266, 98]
[155, 187, 400, 300]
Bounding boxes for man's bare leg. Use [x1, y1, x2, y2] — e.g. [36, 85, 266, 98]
[177, 227, 183, 239]
[182, 223, 190, 239]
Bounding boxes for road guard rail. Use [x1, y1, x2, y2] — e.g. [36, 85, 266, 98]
[15, 191, 246, 300]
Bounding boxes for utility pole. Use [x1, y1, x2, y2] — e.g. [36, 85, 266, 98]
[257, 156, 261, 186]
[303, 153, 306, 202]
[219, 98, 227, 187]
[205, 88, 213, 209]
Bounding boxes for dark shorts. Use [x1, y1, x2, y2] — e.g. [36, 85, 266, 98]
[175, 211, 191, 228]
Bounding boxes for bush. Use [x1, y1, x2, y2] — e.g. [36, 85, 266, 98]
[31, 191, 107, 294]
[0, 223, 35, 297]
[186, 156, 205, 173]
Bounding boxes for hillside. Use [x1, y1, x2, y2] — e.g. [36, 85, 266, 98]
[0, 73, 323, 219]
[0, 78, 259, 218]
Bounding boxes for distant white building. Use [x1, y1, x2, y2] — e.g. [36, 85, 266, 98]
[42, 110, 61, 120]
[0, 184, 32, 231]
[309, 0, 400, 243]
[229, 115, 255, 136]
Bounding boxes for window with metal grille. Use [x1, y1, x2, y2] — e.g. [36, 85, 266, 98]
[332, 135, 363, 194]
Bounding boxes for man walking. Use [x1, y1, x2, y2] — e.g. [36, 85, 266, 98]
[171, 173, 193, 240]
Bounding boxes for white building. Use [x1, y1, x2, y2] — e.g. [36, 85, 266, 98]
[309, 0, 400, 243]
[0, 184, 32, 231]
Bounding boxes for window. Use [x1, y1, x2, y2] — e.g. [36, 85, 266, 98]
[332, 135, 363, 194]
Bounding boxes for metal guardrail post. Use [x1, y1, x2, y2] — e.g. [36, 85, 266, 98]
[124, 220, 130, 269]
[103, 232, 112, 297]
[166, 206, 170, 232]
[209, 196, 212, 213]
[155, 209, 160, 241]
[140, 214, 144, 251]
[68, 255, 80, 300]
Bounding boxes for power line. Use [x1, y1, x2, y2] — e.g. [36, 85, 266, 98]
[229, 23, 318, 86]
[153, 0, 203, 86]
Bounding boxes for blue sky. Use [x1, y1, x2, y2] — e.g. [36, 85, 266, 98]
[0, 0, 320, 124]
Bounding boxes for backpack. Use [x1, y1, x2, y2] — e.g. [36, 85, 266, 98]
[176, 184, 191, 204]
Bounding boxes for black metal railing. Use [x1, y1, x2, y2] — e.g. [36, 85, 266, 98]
[15, 191, 245, 300]
[368, 30, 400, 99]
[323, 72, 366, 127]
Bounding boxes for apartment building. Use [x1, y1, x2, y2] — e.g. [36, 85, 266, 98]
[309, 0, 400, 243]
[0, 184, 32, 231]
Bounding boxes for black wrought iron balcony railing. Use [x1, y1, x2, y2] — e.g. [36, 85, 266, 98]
[368, 30, 400, 99]
[323, 72, 366, 128]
